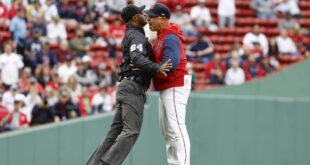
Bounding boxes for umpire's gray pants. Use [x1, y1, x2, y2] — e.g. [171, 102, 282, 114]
[87, 79, 146, 165]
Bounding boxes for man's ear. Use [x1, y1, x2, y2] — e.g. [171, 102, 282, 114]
[132, 15, 137, 21]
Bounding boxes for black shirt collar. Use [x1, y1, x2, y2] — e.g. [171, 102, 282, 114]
[126, 24, 145, 34]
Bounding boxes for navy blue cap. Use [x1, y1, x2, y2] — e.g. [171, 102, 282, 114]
[121, 4, 146, 23]
[144, 3, 171, 19]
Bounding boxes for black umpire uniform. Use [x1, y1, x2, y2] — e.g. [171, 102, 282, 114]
[87, 4, 162, 165]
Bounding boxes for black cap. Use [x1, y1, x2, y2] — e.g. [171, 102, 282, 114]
[121, 4, 146, 23]
[144, 3, 171, 19]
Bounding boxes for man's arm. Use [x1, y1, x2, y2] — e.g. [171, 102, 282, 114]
[129, 34, 161, 74]
[197, 40, 214, 56]
[161, 34, 181, 72]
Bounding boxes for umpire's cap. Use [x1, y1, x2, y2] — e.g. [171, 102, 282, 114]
[144, 3, 171, 19]
[121, 4, 146, 23]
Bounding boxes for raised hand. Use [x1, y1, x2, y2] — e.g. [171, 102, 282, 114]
[158, 59, 172, 76]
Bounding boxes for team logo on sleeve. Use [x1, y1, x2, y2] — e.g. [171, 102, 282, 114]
[154, 41, 163, 54]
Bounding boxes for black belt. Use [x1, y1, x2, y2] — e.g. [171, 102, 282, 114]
[121, 76, 143, 85]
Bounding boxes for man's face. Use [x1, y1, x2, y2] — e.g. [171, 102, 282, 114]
[133, 13, 147, 27]
[4, 44, 12, 54]
[253, 25, 260, 34]
[17, 11, 24, 18]
[147, 16, 164, 32]
[34, 32, 41, 39]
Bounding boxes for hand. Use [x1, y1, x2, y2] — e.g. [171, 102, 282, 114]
[158, 59, 172, 76]
[54, 116, 61, 123]
[129, 63, 141, 71]
[70, 110, 77, 118]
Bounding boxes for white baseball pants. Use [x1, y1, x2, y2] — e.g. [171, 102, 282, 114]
[158, 75, 191, 165]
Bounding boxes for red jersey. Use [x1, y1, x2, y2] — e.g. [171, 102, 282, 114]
[152, 23, 188, 91]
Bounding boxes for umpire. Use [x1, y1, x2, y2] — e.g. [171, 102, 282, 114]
[87, 4, 172, 165]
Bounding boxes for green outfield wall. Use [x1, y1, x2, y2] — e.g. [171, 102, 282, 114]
[1, 93, 310, 165]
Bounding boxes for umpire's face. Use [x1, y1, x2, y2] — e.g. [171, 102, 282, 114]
[132, 13, 147, 27]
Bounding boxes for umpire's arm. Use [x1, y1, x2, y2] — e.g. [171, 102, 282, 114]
[129, 34, 161, 74]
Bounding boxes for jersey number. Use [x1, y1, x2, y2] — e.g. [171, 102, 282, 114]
[130, 44, 143, 52]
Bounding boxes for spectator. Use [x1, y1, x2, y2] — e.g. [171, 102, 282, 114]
[1, 84, 20, 112]
[288, 24, 305, 50]
[95, 63, 118, 86]
[92, 0, 110, 20]
[12, 93, 29, 120]
[0, 92, 9, 132]
[43, 0, 58, 22]
[47, 16, 67, 43]
[92, 83, 112, 113]
[95, 17, 110, 47]
[190, 0, 213, 28]
[37, 65, 52, 87]
[77, 86, 93, 116]
[218, 0, 236, 28]
[304, 36, 310, 58]
[30, 98, 54, 126]
[242, 54, 265, 80]
[69, 29, 90, 57]
[205, 53, 226, 84]
[108, 18, 126, 45]
[230, 42, 246, 58]
[161, 0, 185, 12]
[56, 39, 75, 63]
[243, 24, 269, 56]
[3, 94, 29, 131]
[106, 0, 127, 14]
[80, 13, 97, 41]
[170, 5, 197, 36]
[36, 42, 58, 67]
[18, 67, 32, 94]
[269, 37, 279, 57]
[74, 0, 88, 22]
[1, 0, 28, 10]
[278, 12, 298, 31]
[46, 71, 62, 90]
[0, 43, 24, 88]
[10, 9, 27, 54]
[276, 29, 300, 56]
[45, 86, 58, 107]
[28, 76, 45, 95]
[133, 0, 155, 9]
[275, 0, 300, 17]
[67, 75, 82, 104]
[251, 0, 277, 19]
[57, 55, 77, 83]
[26, 0, 44, 21]
[225, 58, 245, 86]
[23, 78, 43, 120]
[19, 73, 44, 96]
[9, 0, 27, 19]
[226, 50, 244, 68]
[58, 0, 76, 20]
[53, 88, 80, 121]
[261, 57, 276, 75]
[24, 28, 44, 70]
[75, 55, 97, 86]
[186, 34, 214, 63]
[0, 2, 10, 26]
[30, 15, 47, 37]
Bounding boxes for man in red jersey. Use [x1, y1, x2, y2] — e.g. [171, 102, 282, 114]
[145, 3, 192, 165]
